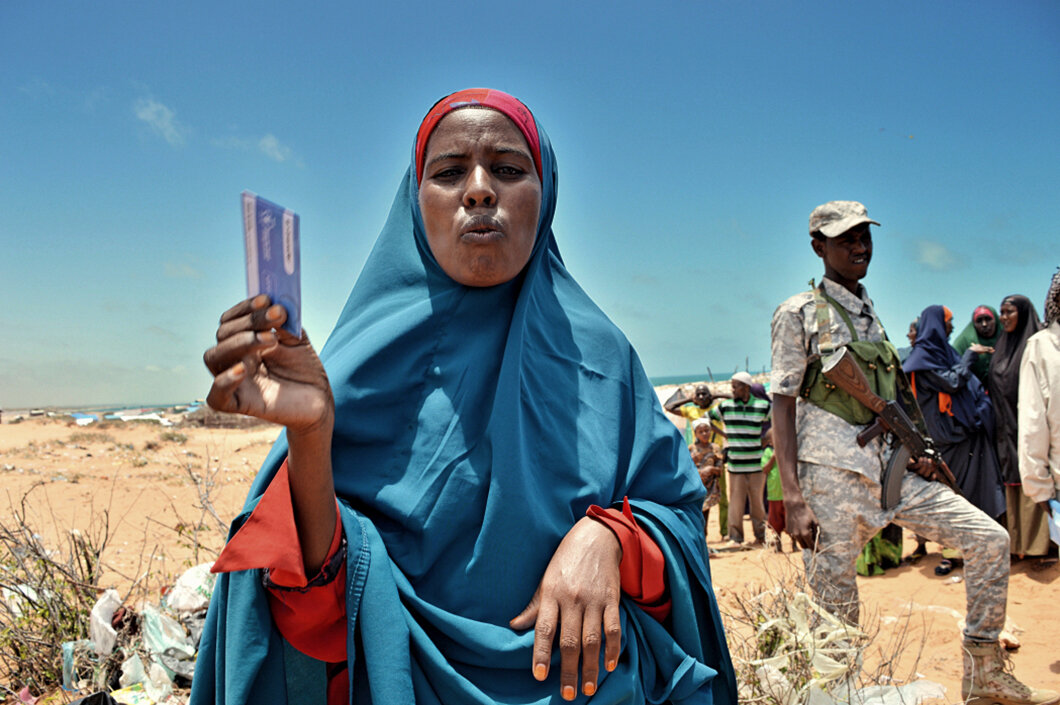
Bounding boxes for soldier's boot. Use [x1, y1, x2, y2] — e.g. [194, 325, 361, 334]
[962, 640, 1060, 705]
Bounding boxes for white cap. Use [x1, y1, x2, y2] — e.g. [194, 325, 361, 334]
[731, 371, 753, 386]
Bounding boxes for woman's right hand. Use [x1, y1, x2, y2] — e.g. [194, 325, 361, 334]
[203, 295, 333, 432]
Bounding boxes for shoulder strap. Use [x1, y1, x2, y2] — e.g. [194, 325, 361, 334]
[811, 279, 858, 356]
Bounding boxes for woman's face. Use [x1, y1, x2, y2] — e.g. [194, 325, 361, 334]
[999, 301, 1019, 334]
[418, 109, 542, 287]
[974, 313, 997, 338]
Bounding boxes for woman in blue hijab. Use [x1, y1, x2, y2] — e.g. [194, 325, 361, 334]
[193, 89, 735, 705]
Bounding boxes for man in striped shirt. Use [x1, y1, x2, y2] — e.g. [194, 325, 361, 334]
[710, 371, 772, 545]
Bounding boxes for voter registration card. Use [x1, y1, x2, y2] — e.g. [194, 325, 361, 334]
[241, 191, 301, 336]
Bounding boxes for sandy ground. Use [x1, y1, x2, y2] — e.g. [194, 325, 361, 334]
[1, 414, 1057, 701]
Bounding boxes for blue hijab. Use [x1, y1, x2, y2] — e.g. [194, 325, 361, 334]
[191, 90, 735, 705]
[903, 305, 985, 432]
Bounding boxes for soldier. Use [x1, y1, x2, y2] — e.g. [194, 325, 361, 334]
[770, 201, 1057, 705]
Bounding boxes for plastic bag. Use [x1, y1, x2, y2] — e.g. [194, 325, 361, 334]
[89, 589, 122, 656]
[61, 639, 95, 691]
[180, 610, 207, 649]
[143, 661, 172, 704]
[164, 563, 215, 613]
[118, 654, 146, 689]
[110, 683, 154, 705]
[141, 604, 194, 659]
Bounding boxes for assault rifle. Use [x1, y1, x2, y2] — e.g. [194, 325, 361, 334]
[821, 348, 958, 510]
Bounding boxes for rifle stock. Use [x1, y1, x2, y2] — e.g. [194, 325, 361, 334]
[821, 350, 886, 414]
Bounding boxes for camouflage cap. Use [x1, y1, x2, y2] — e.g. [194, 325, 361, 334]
[808, 200, 880, 237]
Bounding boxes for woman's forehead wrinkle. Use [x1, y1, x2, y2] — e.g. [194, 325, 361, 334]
[426, 150, 466, 163]
[494, 146, 533, 159]
[427, 146, 532, 163]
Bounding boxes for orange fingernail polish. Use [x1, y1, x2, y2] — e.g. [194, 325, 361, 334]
[533, 664, 547, 681]
[606, 659, 617, 671]
[562, 686, 575, 700]
[584, 682, 596, 696]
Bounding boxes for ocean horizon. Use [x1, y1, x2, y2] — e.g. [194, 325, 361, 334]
[648, 369, 770, 387]
[6, 373, 776, 414]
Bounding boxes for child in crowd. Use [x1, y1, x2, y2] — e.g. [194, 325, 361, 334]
[690, 418, 722, 538]
[762, 429, 791, 552]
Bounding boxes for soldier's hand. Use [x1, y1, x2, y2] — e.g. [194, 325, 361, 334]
[783, 497, 819, 550]
[907, 456, 939, 482]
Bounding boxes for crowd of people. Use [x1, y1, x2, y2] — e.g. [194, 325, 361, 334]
[676, 285, 1060, 570]
[667, 201, 1058, 704]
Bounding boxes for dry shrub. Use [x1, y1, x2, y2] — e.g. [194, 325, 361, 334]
[0, 443, 232, 698]
[66, 432, 116, 446]
[0, 486, 108, 695]
[721, 555, 927, 705]
[181, 407, 274, 430]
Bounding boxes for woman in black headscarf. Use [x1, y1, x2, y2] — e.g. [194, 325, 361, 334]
[988, 295, 1049, 558]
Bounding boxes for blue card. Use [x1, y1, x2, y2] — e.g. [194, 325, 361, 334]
[242, 191, 301, 336]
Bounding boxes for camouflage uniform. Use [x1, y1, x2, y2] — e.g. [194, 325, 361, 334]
[771, 276, 1010, 641]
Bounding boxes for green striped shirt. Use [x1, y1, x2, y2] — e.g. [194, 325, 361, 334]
[710, 396, 771, 472]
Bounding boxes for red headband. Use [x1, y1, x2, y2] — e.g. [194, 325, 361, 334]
[973, 305, 994, 320]
[415, 88, 541, 184]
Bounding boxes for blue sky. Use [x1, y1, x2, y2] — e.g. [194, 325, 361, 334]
[2, 1, 1058, 408]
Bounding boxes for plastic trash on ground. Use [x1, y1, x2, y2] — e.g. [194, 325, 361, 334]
[164, 562, 215, 613]
[89, 589, 122, 656]
[804, 680, 947, 705]
[110, 683, 155, 705]
[754, 663, 797, 705]
[159, 647, 196, 685]
[180, 610, 207, 649]
[141, 604, 195, 660]
[119, 654, 147, 689]
[2, 583, 41, 620]
[17, 686, 39, 704]
[740, 590, 947, 705]
[140, 602, 197, 686]
[144, 661, 173, 703]
[61, 639, 95, 691]
[69, 694, 120, 705]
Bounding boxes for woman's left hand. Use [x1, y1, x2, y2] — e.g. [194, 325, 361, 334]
[510, 516, 622, 701]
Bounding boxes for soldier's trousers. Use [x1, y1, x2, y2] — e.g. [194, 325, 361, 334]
[799, 461, 1009, 642]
